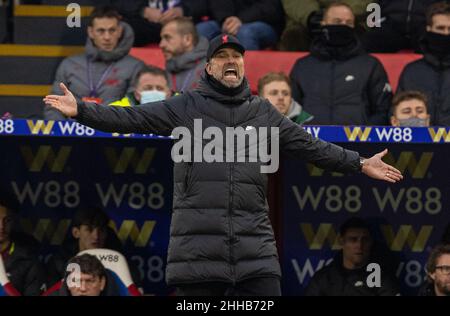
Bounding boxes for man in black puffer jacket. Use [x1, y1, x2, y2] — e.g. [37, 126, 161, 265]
[362, 0, 442, 53]
[44, 34, 403, 296]
[397, 1, 450, 126]
[290, 2, 392, 126]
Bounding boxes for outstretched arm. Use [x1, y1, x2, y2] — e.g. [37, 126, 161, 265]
[43, 83, 184, 135]
[361, 149, 402, 183]
[268, 103, 403, 183]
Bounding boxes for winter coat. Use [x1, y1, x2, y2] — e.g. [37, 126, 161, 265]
[397, 38, 450, 126]
[73, 73, 361, 286]
[166, 36, 208, 93]
[290, 35, 391, 125]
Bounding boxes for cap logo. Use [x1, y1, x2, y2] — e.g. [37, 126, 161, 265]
[222, 35, 228, 43]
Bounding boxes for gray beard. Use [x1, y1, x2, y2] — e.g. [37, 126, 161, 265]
[212, 72, 243, 88]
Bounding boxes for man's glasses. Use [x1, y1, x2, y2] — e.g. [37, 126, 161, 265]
[435, 265, 450, 275]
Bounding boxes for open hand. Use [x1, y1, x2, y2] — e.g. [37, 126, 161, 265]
[43, 83, 78, 117]
[362, 149, 403, 183]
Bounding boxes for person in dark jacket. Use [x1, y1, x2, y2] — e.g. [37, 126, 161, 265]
[362, 0, 442, 53]
[44, 34, 403, 296]
[0, 194, 47, 296]
[397, 1, 450, 126]
[418, 244, 450, 296]
[305, 217, 401, 296]
[196, 0, 284, 50]
[111, 0, 208, 46]
[290, 2, 392, 125]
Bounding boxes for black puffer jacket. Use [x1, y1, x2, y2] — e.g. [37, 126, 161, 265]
[290, 36, 392, 125]
[378, 0, 441, 35]
[397, 38, 450, 126]
[74, 73, 361, 286]
[305, 252, 400, 296]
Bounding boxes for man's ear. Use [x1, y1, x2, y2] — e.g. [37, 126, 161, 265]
[184, 33, 193, 47]
[426, 25, 431, 32]
[390, 115, 399, 127]
[100, 276, 106, 291]
[205, 63, 212, 75]
[428, 271, 436, 282]
[117, 23, 123, 38]
[72, 227, 81, 239]
[87, 26, 94, 40]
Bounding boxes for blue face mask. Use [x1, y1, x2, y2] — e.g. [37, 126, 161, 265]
[140, 90, 166, 104]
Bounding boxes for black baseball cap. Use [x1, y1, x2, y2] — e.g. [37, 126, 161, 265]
[206, 34, 245, 61]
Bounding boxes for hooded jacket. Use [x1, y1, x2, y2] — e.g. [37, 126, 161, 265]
[286, 99, 314, 125]
[166, 36, 208, 93]
[74, 73, 361, 286]
[397, 37, 450, 126]
[44, 22, 144, 120]
[290, 34, 392, 125]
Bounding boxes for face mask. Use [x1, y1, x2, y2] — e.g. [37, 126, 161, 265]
[321, 24, 355, 47]
[425, 32, 450, 56]
[398, 117, 429, 127]
[140, 90, 166, 104]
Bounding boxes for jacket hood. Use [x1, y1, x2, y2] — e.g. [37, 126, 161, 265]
[310, 35, 365, 61]
[286, 99, 302, 119]
[196, 72, 251, 104]
[166, 36, 209, 73]
[86, 22, 134, 62]
[419, 36, 450, 69]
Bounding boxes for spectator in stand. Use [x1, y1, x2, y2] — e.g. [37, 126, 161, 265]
[0, 192, 47, 296]
[397, 1, 450, 125]
[159, 17, 208, 92]
[289, 2, 392, 125]
[112, 0, 208, 47]
[196, 0, 285, 50]
[305, 217, 401, 296]
[110, 65, 171, 106]
[362, 0, 442, 53]
[44, 6, 144, 120]
[46, 207, 142, 291]
[390, 91, 430, 127]
[258, 72, 314, 125]
[280, 0, 372, 51]
[418, 244, 450, 296]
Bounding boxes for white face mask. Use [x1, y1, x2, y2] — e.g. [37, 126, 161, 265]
[140, 90, 166, 104]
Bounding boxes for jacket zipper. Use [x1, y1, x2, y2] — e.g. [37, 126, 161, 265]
[228, 107, 236, 285]
[406, 0, 414, 35]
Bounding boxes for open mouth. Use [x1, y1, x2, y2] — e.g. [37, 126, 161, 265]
[223, 66, 238, 79]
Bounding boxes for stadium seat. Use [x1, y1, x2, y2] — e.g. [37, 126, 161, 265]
[0, 254, 21, 296]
